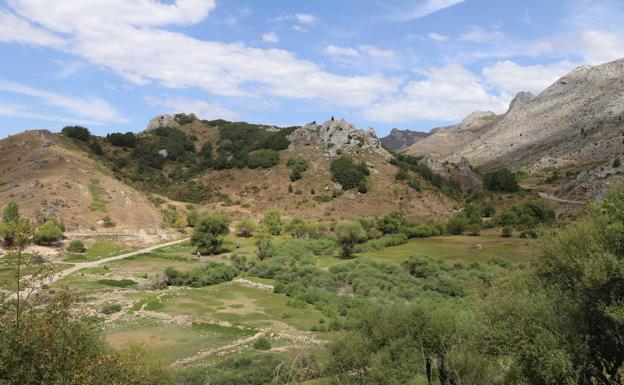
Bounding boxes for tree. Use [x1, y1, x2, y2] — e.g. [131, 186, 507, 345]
[236, 217, 256, 237]
[246, 149, 280, 169]
[106, 132, 138, 148]
[501, 226, 513, 237]
[285, 217, 311, 239]
[255, 233, 272, 260]
[2, 201, 19, 223]
[483, 168, 520, 193]
[447, 213, 469, 235]
[61, 126, 91, 141]
[376, 212, 404, 235]
[335, 221, 367, 259]
[481, 203, 496, 218]
[33, 220, 64, 246]
[262, 209, 283, 236]
[191, 213, 230, 255]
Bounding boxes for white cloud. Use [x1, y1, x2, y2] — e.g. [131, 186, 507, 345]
[427, 32, 448, 42]
[0, 79, 127, 123]
[364, 64, 509, 123]
[482, 60, 577, 95]
[292, 25, 308, 32]
[0, 10, 65, 47]
[295, 13, 316, 24]
[144, 95, 235, 120]
[0, 101, 102, 125]
[323, 45, 361, 59]
[261, 32, 279, 43]
[460, 26, 506, 43]
[389, 0, 464, 21]
[359, 45, 395, 58]
[4, 0, 398, 109]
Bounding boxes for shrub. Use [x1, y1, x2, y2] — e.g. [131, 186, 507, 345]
[495, 201, 556, 228]
[481, 203, 496, 217]
[255, 234, 273, 260]
[253, 336, 272, 350]
[519, 229, 539, 239]
[404, 224, 441, 238]
[356, 233, 408, 252]
[67, 240, 86, 253]
[614, 158, 621, 168]
[376, 212, 405, 235]
[357, 180, 368, 194]
[89, 140, 103, 155]
[164, 263, 238, 287]
[287, 156, 309, 181]
[262, 209, 283, 235]
[247, 149, 280, 169]
[100, 303, 122, 314]
[61, 126, 90, 141]
[330, 156, 369, 190]
[447, 213, 469, 235]
[467, 224, 481, 236]
[102, 216, 115, 228]
[97, 279, 137, 288]
[335, 221, 367, 259]
[33, 220, 64, 245]
[395, 168, 409, 181]
[191, 213, 230, 255]
[501, 226, 513, 237]
[483, 168, 520, 192]
[236, 217, 255, 237]
[285, 217, 312, 239]
[106, 132, 137, 148]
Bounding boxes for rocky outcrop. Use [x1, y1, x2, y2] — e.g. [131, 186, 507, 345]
[146, 114, 179, 131]
[288, 119, 390, 158]
[422, 155, 482, 190]
[380, 128, 430, 152]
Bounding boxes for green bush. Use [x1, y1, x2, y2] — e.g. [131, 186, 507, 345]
[97, 279, 137, 288]
[447, 213, 470, 235]
[164, 263, 238, 287]
[330, 156, 369, 190]
[287, 156, 309, 181]
[191, 213, 230, 255]
[247, 149, 280, 169]
[62, 126, 90, 141]
[253, 336, 272, 350]
[67, 240, 86, 253]
[501, 226, 513, 237]
[100, 303, 122, 314]
[335, 221, 367, 259]
[484, 168, 520, 192]
[262, 209, 283, 235]
[481, 203, 496, 217]
[495, 201, 555, 228]
[33, 220, 64, 246]
[467, 223, 481, 236]
[106, 132, 137, 148]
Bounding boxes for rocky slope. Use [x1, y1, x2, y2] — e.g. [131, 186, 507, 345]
[407, 57, 624, 200]
[380, 128, 430, 152]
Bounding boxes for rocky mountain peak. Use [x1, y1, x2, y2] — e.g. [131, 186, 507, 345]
[288, 118, 389, 158]
[459, 111, 497, 130]
[146, 114, 180, 131]
[507, 91, 535, 113]
[380, 128, 430, 152]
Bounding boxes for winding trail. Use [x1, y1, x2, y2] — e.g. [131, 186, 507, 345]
[538, 192, 585, 205]
[14, 237, 189, 299]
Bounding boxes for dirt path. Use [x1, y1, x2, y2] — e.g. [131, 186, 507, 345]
[538, 192, 585, 205]
[13, 238, 189, 299]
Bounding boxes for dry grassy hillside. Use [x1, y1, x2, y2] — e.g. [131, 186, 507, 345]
[0, 130, 168, 239]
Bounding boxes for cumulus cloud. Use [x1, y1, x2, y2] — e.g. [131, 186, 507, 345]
[364, 64, 509, 123]
[427, 32, 448, 42]
[3, 0, 398, 109]
[359, 45, 395, 58]
[261, 32, 279, 43]
[295, 13, 316, 24]
[0, 79, 128, 123]
[482, 60, 577, 95]
[323, 45, 361, 58]
[144, 95, 236, 120]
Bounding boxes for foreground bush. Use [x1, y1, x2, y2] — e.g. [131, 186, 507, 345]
[66, 240, 86, 253]
[0, 291, 171, 385]
[33, 219, 64, 246]
[330, 156, 369, 191]
[191, 213, 230, 255]
[164, 263, 238, 287]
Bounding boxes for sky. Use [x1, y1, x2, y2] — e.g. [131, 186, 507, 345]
[0, 0, 623, 138]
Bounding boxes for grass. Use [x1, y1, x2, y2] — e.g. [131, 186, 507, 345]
[97, 278, 137, 288]
[63, 239, 131, 262]
[317, 230, 535, 267]
[88, 179, 107, 212]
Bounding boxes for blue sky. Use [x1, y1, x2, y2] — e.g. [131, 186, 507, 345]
[0, 0, 623, 138]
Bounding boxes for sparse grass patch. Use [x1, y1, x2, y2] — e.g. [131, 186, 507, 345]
[88, 179, 107, 212]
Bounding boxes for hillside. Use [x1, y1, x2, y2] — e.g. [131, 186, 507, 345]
[407, 58, 624, 199]
[0, 131, 171, 242]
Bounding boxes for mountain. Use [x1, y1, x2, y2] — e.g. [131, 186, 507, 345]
[380, 128, 430, 152]
[0, 117, 462, 236]
[406, 58, 624, 199]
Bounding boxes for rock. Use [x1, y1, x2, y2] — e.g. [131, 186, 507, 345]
[146, 114, 180, 131]
[506, 91, 535, 113]
[288, 119, 390, 158]
[158, 149, 168, 158]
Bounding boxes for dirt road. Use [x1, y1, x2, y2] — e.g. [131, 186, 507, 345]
[538, 192, 585, 205]
[14, 238, 189, 299]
